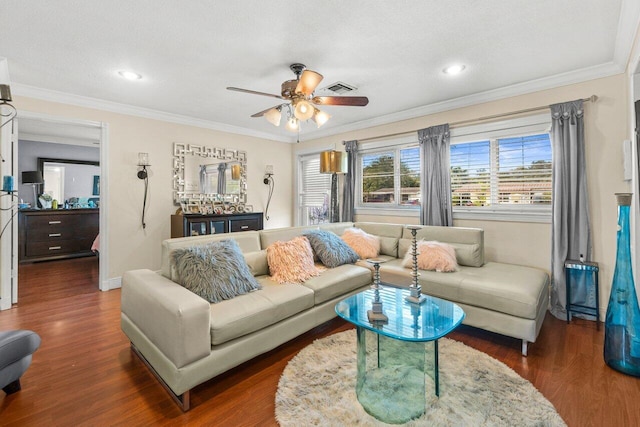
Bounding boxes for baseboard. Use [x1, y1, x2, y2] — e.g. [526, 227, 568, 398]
[102, 276, 122, 291]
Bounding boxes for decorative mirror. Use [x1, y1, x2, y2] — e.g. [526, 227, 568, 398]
[173, 143, 248, 213]
[38, 157, 100, 207]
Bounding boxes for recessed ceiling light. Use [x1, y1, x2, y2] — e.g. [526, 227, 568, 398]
[118, 70, 142, 80]
[443, 64, 466, 75]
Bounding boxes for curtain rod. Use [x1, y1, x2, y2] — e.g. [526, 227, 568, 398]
[348, 95, 598, 144]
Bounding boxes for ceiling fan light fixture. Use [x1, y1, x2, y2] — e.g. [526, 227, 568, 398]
[294, 100, 314, 121]
[312, 109, 331, 128]
[285, 117, 299, 132]
[264, 106, 282, 126]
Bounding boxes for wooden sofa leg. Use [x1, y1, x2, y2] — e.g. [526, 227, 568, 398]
[2, 379, 21, 395]
[130, 343, 191, 411]
[522, 340, 528, 356]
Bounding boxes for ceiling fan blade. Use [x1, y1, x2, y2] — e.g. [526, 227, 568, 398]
[227, 87, 284, 100]
[312, 96, 369, 106]
[295, 70, 323, 96]
[251, 104, 286, 118]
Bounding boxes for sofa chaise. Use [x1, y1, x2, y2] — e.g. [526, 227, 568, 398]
[121, 222, 549, 410]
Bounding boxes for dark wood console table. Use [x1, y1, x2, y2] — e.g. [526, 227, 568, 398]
[171, 212, 263, 238]
[19, 209, 99, 262]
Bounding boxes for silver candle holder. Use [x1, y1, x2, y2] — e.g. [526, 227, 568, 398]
[405, 226, 426, 304]
[367, 260, 389, 323]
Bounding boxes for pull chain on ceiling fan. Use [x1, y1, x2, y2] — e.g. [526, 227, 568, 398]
[227, 63, 369, 132]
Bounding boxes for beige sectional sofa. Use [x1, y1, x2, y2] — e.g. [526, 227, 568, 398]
[121, 222, 549, 410]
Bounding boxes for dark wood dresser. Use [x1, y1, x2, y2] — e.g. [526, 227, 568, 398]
[171, 212, 263, 238]
[19, 209, 99, 262]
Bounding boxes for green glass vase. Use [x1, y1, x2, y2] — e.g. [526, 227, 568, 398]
[604, 193, 640, 376]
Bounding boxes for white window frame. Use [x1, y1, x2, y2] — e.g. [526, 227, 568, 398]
[354, 113, 552, 222]
[356, 135, 421, 216]
[450, 113, 552, 222]
[294, 148, 333, 226]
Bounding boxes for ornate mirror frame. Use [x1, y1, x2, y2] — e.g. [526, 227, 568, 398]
[173, 142, 248, 213]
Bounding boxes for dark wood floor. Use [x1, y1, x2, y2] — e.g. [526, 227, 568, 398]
[1, 258, 639, 426]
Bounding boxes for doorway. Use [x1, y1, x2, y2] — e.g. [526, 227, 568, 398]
[12, 112, 108, 305]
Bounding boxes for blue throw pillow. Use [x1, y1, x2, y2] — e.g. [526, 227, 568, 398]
[171, 239, 262, 303]
[303, 230, 359, 268]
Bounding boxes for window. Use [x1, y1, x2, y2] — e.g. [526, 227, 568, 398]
[359, 145, 420, 207]
[451, 133, 552, 210]
[354, 114, 552, 221]
[297, 153, 331, 225]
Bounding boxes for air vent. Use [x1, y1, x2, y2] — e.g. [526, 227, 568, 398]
[323, 81, 357, 94]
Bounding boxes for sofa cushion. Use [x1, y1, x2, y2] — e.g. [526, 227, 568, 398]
[259, 225, 319, 249]
[355, 255, 397, 270]
[402, 240, 458, 272]
[318, 222, 355, 235]
[354, 222, 403, 257]
[379, 260, 548, 320]
[244, 250, 268, 277]
[209, 278, 315, 345]
[399, 226, 484, 267]
[267, 236, 321, 284]
[303, 230, 359, 268]
[171, 240, 262, 303]
[341, 227, 380, 259]
[456, 262, 549, 320]
[162, 231, 262, 280]
[379, 259, 463, 303]
[301, 264, 373, 304]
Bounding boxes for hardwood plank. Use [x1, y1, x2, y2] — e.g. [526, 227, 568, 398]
[1, 258, 639, 426]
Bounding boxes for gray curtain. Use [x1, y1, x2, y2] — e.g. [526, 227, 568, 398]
[341, 140, 358, 222]
[217, 163, 227, 194]
[550, 100, 592, 319]
[418, 124, 452, 226]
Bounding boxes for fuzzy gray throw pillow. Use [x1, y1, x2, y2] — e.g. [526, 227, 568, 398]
[303, 230, 359, 268]
[171, 239, 262, 303]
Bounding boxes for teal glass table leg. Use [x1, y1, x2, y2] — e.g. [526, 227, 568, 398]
[356, 329, 427, 424]
[434, 339, 439, 396]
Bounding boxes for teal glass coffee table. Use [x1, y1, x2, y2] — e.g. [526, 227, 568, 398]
[335, 286, 465, 424]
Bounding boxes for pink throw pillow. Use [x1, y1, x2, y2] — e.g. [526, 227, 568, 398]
[267, 236, 321, 284]
[341, 228, 380, 259]
[402, 240, 458, 272]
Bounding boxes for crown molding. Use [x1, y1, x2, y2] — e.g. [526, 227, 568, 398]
[10, 59, 626, 145]
[11, 83, 291, 143]
[303, 61, 624, 141]
[615, 0, 640, 69]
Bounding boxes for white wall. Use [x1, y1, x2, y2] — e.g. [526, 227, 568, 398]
[13, 96, 293, 280]
[296, 74, 631, 319]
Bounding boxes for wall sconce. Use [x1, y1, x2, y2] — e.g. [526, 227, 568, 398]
[319, 150, 347, 222]
[137, 153, 150, 229]
[137, 152, 150, 179]
[0, 84, 16, 131]
[263, 165, 274, 220]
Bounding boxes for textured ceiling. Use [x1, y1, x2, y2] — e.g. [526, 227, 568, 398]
[0, 0, 637, 142]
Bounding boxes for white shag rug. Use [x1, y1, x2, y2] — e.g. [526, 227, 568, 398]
[275, 330, 566, 427]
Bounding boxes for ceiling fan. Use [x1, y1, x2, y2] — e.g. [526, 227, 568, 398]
[227, 63, 369, 131]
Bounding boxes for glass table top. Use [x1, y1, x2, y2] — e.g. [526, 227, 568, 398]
[336, 285, 465, 342]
